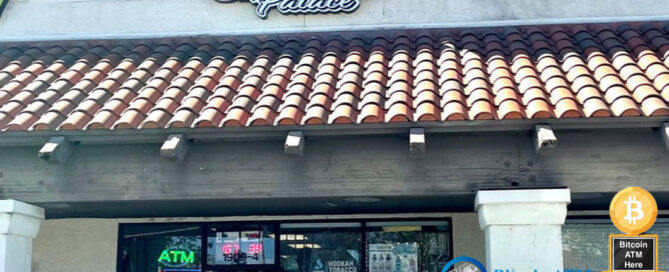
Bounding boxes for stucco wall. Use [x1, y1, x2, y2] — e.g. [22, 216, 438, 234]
[32, 219, 119, 272]
[31, 213, 485, 272]
[0, 0, 668, 41]
[451, 213, 485, 262]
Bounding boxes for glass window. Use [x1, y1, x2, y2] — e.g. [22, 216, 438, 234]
[119, 224, 202, 272]
[118, 219, 452, 272]
[366, 221, 450, 272]
[562, 220, 669, 271]
[280, 222, 363, 272]
[206, 223, 276, 266]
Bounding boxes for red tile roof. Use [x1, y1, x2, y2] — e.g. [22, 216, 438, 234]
[1, 22, 669, 131]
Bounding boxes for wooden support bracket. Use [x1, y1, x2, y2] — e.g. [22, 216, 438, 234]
[409, 128, 426, 157]
[38, 136, 73, 164]
[661, 123, 669, 151]
[284, 131, 305, 156]
[533, 124, 557, 153]
[160, 134, 189, 162]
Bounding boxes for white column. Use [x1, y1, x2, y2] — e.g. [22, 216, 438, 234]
[475, 189, 571, 272]
[0, 200, 44, 272]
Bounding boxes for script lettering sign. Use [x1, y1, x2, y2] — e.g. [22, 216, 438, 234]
[214, 0, 361, 19]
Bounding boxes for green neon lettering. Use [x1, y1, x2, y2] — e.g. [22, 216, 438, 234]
[182, 251, 195, 264]
[170, 250, 180, 263]
[158, 250, 171, 263]
[158, 248, 195, 265]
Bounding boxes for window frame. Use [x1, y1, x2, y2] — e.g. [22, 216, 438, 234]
[117, 217, 453, 272]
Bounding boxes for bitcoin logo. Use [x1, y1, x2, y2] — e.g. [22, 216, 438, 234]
[624, 196, 644, 224]
[610, 187, 658, 235]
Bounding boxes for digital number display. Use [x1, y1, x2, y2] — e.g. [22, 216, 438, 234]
[221, 243, 264, 263]
[209, 228, 275, 266]
[222, 244, 240, 254]
[249, 244, 263, 254]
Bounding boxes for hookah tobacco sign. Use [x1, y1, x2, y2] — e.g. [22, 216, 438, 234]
[214, 0, 361, 19]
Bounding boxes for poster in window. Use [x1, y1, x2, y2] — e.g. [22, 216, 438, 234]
[368, 244, 418, 272]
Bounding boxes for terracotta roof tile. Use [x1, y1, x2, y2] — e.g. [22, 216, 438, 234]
[1, 23, 668, 131]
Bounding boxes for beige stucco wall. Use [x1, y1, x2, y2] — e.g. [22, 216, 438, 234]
[451, 213, 485, 262]
[32, 219, 119, 272]
[32, 213, 484, 272]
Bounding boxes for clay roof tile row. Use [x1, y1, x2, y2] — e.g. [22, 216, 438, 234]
[0, 22, 669, 131]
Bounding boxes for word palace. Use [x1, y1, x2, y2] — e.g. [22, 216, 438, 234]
[215, 0, 361, 18]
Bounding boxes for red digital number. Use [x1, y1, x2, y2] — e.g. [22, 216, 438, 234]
[248, 243, 263, 254]
[222, 244, 240, 254]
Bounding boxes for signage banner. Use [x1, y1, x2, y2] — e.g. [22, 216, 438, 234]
[609, 235, 657, 271]
[214, 0, 361, 19]
[605, 187, 664, 272]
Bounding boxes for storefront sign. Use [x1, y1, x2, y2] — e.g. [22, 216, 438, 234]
[604, 187, 664, 272]
[310, 250, 361, 272]
[611, 236, 656, 271]
[214, 0, 361, 19]
[158, 246, 196, 267]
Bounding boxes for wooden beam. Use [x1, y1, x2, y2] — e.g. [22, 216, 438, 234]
[2, 131, 669, 208]
[160, 134, 189, 162]
[533, 124, 557, 153]
[38, 136, 73, 164]
[409, 128, 425, 157]
[284, 131, 304, 156]
[662, 123, 669, 151]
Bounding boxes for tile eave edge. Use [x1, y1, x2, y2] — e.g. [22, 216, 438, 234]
[0, 116, 666, 146]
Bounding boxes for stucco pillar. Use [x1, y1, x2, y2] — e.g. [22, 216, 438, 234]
[475, 189, 571, 272]
[0, 200, 44, 272]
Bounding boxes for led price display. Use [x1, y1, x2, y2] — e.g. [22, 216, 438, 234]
[249, 244, 263, 254]
[210, 229, 275, 266]
[221, 242, 264, 263]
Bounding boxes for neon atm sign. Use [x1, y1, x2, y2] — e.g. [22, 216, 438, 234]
[158, 246, 196, 267]
[214, 0, 361, 19]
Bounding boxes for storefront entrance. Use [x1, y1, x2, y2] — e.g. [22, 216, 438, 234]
[117, 219, 452, 272]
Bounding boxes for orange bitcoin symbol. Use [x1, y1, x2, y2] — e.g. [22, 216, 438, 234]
[610, 187, 658, 235]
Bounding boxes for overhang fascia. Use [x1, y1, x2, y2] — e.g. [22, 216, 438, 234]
[0, 116, 667, 146]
